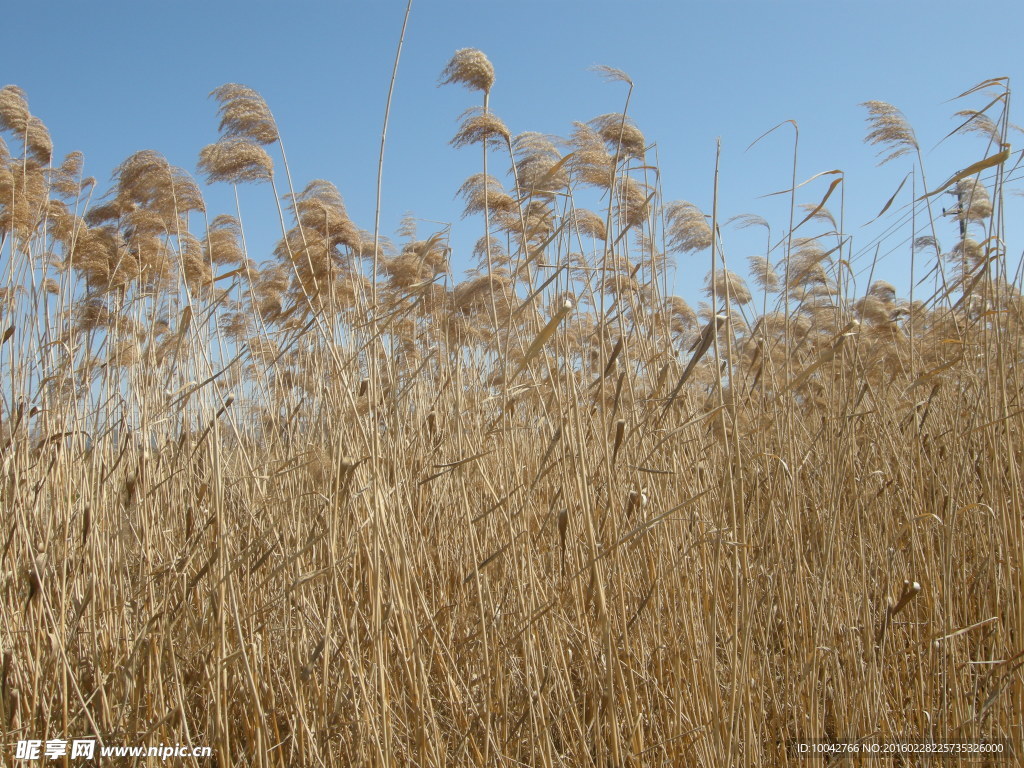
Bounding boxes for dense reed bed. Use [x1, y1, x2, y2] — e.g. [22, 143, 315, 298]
[0, 52, 1022, 766]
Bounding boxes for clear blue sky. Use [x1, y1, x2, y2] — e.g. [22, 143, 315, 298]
[4, 0, 1022, 307]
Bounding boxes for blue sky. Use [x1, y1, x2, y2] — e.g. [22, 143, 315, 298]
[3, 0, 1022, 307]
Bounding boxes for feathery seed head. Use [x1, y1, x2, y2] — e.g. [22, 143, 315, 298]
[397, 212, 418, 239]
[615, 176, 651, 228]
[798, 201, 837, 230]
[472, 235, 507, 264]
[383, 239, 449, 290]
[0, 87, 52, 162]
[788, 240, 832, 288]
[854, 294, 892, 325]
[951, 237, 985, 267]
[913, 235, 940, 254]
[0, 159, 48, 240]
[451, 108, 510, 148]
[210, 83, 279, 145]
[0, 86, 30, 134]
[453, 271, 512, 315]
[457, 173, 516, 219]
[729, 213, 769, 232]
[511, 132, 566, 195]
[116, 151, 206, 222]
[953, 179, 993, 220]
[665, 201, 712, 254]
[198, 138, 273, 184]
[664, 296, 697, 334]
[254, 263, 289, 319]
[747, 255, 779, 292]
[290, 180, 360, 249]
[706, 269, 752, 305]
[49, 152, 89, 199]
[517, 199, 556, 244]
[25, 116, 52, 164]
[861, 100, 918, 165]
[439, 48, 495, 94]
[590, 65, 633, 87]
[204, 215, 245, 266]
[589, 113, 646, 159]
[868, 280, 897, 303]
[953, 109, 1001, 143]
[569, 208, 607, 241]
[567, 122, 613, 187]
[220, 310, 254, 341]
[179, 231, 213, 292]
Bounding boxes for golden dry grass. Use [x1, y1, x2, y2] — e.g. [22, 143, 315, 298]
[0, 60, 1021, 767]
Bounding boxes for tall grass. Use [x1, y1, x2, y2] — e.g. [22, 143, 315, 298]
[0, 55, 1021, 766]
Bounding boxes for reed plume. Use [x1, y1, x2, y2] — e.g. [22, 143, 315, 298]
[197, 138, 274, 184]
[438, 48, 495, 94]
[665, 200, 712, 253]
[861, 100, 918, 165]
[210, 83, 280, 145]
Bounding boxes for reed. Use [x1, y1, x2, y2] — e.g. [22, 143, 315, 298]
[0, 56, 1020, 767]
